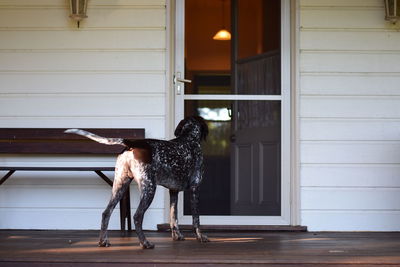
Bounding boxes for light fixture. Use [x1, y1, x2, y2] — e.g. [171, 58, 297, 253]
[69, 0, 88, 28]
[213, 0, 231, 41]
[384, 0, 400, 23]
[213, 29, 231, 41]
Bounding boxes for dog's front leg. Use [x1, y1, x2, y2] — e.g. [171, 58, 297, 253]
[169, 190, 185, 241]
[190, 186, 209, 242]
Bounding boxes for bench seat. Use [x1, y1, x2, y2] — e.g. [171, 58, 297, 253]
[0, 128, 145, 232]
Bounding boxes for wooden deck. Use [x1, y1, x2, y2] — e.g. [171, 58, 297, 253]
[1, 230, 400, 266]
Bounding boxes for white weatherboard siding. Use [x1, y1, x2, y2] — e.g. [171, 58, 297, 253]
[300, 0, 400, 230]
[0, 0, 167, 230]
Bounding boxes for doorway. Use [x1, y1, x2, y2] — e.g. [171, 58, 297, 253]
[174, 0, 291, 225]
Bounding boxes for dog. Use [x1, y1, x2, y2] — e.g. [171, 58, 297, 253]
[65, 116, 209, 249]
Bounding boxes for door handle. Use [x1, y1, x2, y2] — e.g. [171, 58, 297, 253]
[174, 77, 192, 84]
[174, 72, 192, 95]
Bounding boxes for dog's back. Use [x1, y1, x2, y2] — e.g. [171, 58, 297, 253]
[124, 138, 202, 191]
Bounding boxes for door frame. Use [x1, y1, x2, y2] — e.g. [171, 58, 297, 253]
[170, 0, 294, 225]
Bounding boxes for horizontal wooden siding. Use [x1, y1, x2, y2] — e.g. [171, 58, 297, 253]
[0, 0, 167, 230]
[299, 0, 400, 231]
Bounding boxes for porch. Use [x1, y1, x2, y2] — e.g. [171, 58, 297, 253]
[1, 230, 399, 266]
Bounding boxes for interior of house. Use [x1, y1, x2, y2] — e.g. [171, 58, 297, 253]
[183, 0, 281, 216]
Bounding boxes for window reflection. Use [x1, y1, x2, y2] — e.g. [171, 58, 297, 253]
[198, 107, 231, 121]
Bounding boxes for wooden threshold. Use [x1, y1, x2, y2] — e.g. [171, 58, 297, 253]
[157, 224, 307, 232]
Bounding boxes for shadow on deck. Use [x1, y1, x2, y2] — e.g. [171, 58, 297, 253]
[1, 230, 400, 266]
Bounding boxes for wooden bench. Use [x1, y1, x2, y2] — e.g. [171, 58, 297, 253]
[0, 128, 145, 232]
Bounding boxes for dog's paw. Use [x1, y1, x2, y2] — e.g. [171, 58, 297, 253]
[98, 240, 111, 247]
[140, 240, 155, 249]
[172, 231, 185, 241]
[196, 234, 209, 243]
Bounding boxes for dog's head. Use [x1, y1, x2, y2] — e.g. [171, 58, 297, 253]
[174, 116, 208, 142]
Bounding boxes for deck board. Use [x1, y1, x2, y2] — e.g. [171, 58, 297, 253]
[0, 230, 399, 266]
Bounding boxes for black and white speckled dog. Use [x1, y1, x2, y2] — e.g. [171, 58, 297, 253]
[65, 116, 209, 249]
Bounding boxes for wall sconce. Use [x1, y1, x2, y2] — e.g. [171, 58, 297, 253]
[69, 0, 88, 28]
[384, 0, 400, 23]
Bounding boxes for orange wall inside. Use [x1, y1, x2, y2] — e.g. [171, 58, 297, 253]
[185, 0, 280, 72]
[185, 0, 231, 72]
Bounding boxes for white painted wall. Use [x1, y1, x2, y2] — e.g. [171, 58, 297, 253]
[2, 0, 399, 232]
[0, 0, 167, 230]
[299, 0, 400, 230]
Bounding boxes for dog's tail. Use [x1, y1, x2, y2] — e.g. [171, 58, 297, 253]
[64, 129, 126, 146]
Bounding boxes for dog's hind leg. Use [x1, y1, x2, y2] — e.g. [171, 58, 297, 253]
[169, 190, 185, 241]
[98, 176, 132, 247]
[134, 179, 157, 249]
[190, 186, 209, 242]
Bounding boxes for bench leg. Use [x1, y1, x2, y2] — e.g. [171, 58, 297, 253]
[119, 186, 132, 232]
[126, 186, 132, 231]
[94, 170, 113, 187]
[0, 170, 15, 186]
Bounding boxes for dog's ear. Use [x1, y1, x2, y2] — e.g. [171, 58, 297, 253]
[193, 116, 208, 141]
[174, 118, 186, 137]
[174, 116, 209, 141]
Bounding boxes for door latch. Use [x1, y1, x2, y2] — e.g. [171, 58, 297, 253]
[174, 72, 192, 95]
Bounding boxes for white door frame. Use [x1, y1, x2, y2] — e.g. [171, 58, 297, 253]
[173, 0, 292, 225]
